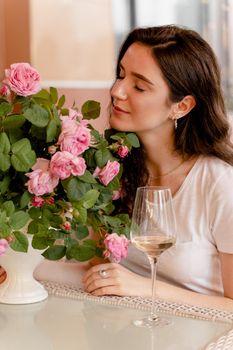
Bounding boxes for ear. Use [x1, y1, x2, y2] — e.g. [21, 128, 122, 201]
[173, 95, 196, 120]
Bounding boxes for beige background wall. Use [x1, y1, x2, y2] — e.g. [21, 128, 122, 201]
[0, 0, 112, 132]
[30, 0, 115, 81]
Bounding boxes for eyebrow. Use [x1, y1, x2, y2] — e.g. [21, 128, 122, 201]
[119, 63, 154, 86]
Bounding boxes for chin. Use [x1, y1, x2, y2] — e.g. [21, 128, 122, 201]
[109, 116, 129, 131]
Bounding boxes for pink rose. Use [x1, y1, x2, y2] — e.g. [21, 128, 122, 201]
[104, 233, 129, 263]
[0, 85, 10, 96]
[32, 196, 45, 207]
[0, 239, 9, 256]
[58, 118, 91, 156]
[50, 151, 86, 180]
[32, 158, 50, 172]
[117, 145, 129, 158]
[112, 189, 121, 200]
[94, 160, 120, 186]
[60, 108, 82, 123]
[26, 158, 59, 196]
[62, 221, 71, 231]
[3, 63, 41, 96]
[93, 166, 101, 177]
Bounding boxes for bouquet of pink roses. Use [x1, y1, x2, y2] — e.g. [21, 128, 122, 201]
[0, 63, 139, 263]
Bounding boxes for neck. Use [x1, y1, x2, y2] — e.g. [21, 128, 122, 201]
[137, 128, 179, 177]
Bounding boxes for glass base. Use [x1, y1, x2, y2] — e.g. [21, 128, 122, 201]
[132, 315, 171, 328]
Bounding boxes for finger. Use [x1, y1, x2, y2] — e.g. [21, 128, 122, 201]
[83, 263, 120, 290]
[82, 262, 115, 283]
[91, 285, 123, 296]
[83, 270, 104, 290]
[85, 277, 117, 294]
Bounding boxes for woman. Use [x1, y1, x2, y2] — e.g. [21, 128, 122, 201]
[83, 25, 233, 311]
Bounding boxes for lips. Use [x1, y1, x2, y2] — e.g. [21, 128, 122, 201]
[112, 104, 129, 114]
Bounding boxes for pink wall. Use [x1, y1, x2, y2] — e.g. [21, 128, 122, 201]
[0, 0, 6, 78]
[0, 0, 30, 79]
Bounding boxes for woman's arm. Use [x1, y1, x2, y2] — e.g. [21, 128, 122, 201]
[82, 262, 233, 312]
[220, 252, 233, 299]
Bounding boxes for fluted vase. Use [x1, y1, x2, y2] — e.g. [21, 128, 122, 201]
[0, 239, 48, 304]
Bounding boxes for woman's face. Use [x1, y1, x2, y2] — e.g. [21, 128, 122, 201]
[110, 43, 176, 134]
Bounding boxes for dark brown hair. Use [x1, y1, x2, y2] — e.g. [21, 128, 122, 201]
[114, 25, 233, 213]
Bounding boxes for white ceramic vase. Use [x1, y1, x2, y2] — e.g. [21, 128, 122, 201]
[0, 238, 48, 304]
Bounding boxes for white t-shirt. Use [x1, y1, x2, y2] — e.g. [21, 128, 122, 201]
[121, 156, 233, 296]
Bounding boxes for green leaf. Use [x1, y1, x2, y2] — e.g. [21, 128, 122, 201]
[50, 87, 58, 104]
[8, 128, 23, 143]
[24, 104, 49, 127]
[106, 175, 120, 191]
[83, 148, 97, 168]
[46, 119, 59, 142]
[0, 210, 7, 225]
[80, 189, 100, 209]
[0, 153, 11, 172]
[91, 128, 105, 144]
[126, 133, 140, 148]
[11, 138, 36, 171]
[0, 132, 11, 172]
[68, 241, 96, 261]
[57, 94, 65, 109]
[0, 223, 11, 238]
[27, 220, 39, 234]
[28, 207, 41, 220]
[2, 115, 26, 129]
[94, 148, 114, 167]
[32, 234, 52, 250]
[9, 211, 30, 230]
[81, 100, 101, 120]
[103, 215, 122, 227]
[33, 89, 50, 100]
[73, 204, 87, 224]
[0, 132, 11, 153]
[0, 175, 10, 194]
[77, 170, 97, 184]
[116, 213, 131, 224]
[42, 245, 66, 260]
[66, 178, 92, 202]
[10, 231, 28, 252]
[74, 224, 89, 240]
[20, 191, 32, 209]
[0, 101, 13, 116]
[2, 200, 15, 216]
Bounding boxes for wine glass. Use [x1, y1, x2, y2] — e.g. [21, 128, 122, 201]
[130, 186, 176, 328]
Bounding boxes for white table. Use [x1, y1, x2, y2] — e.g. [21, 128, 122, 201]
[0, 282, 233, 350]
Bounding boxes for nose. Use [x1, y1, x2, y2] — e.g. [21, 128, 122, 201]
[111, 79, 127, 100]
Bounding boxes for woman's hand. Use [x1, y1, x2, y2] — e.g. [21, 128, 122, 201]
[82, 262, 151, 297]
[0, 266, 6, 284]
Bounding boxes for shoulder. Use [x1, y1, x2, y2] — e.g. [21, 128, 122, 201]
[189, 156, 233, 200]
[196, 156, 233, 181]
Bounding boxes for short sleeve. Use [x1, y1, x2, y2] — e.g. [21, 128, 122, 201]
[210, 167, 233, 253]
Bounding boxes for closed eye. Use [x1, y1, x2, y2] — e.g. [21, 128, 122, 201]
[134, 86, 145, 92]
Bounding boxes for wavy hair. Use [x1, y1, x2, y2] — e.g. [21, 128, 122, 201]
[113, 25, 233, 214]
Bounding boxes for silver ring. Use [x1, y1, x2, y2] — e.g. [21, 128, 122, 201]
[99, 269, 108, 278]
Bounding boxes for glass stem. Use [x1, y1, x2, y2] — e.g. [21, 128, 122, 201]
[148, 256, 159, 321]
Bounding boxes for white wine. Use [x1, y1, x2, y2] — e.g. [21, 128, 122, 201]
[132, 235, 175, 258]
